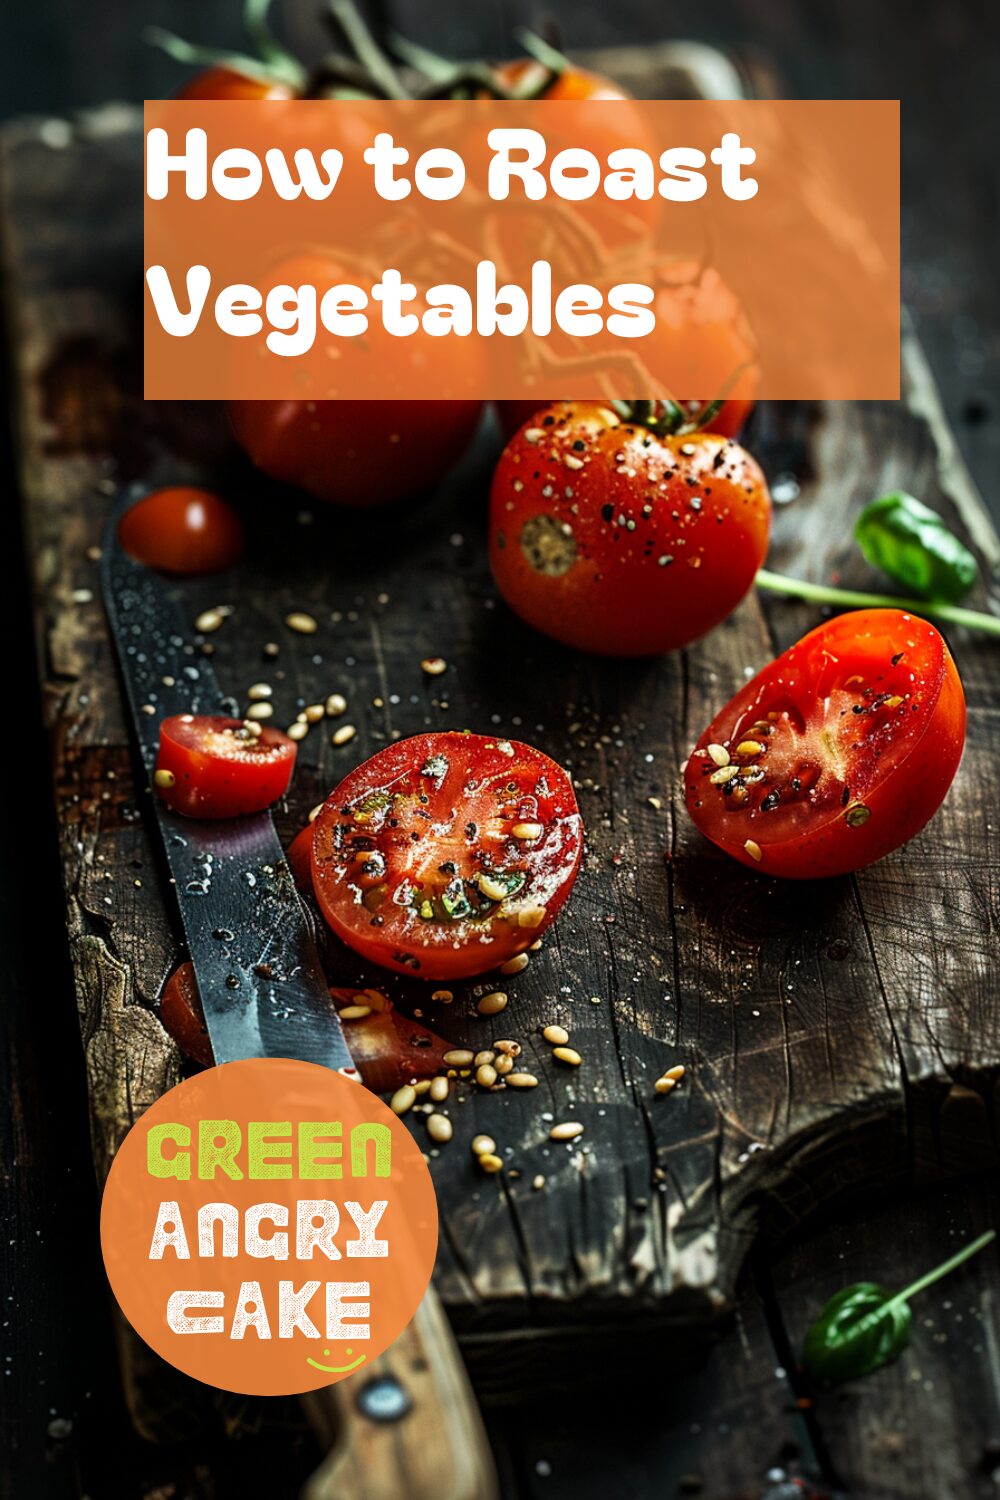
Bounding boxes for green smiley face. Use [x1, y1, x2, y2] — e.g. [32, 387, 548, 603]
[306, 1346, 368, 1374]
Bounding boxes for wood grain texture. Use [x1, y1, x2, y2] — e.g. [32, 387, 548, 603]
[2, 48, 998, 1419]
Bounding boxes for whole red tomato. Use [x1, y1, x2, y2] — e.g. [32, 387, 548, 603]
[683, 609, 966, 878]
[118, 488, 245, 575]
[489, 402, 770, 655]
[175, 65, 296, 100]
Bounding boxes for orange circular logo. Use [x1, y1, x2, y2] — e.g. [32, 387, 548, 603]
[101, 1058, 437, 1396]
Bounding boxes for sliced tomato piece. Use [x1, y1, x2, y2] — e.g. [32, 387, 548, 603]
[159, 961, 213, 1067]
[312, 732, 583, 979]
[118, 488, 245, 575]
[155, 715, 297, 820]
[683, 609, 966, 879]
[286, 823, 315, 891]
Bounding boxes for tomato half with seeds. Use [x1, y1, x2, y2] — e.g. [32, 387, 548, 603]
[311, 732, 583, 979]
[119, 488, 246, 576]
[489, 402, 770, 656]
[684, 609, 966, 879]
[155, 715, 297, 820]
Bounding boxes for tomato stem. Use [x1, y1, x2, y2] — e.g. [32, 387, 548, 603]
[755, 569, 1000, 637]
[325, 0, 409, 99]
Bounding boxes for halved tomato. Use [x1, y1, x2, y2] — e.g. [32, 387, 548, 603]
[159, 961, 213, 1068]
[683, 609, 966, 878]
[155, 715, 297, 820]
[311, 731, 583, 979]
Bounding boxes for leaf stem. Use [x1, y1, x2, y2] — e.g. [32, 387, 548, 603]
[889, 1229, 996, 1309]
[755, 569, 1000, 637]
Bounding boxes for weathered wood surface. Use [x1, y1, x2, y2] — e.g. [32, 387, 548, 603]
[2, 56, 999, 1418]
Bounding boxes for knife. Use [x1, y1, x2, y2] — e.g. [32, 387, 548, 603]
[101, 487, 498, 1500]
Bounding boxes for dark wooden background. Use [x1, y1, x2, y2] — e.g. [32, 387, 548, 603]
[1, 3, 998, 1499]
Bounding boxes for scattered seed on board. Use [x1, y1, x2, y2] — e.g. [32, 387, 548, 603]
[532, 1174, 546, 1190]
[427, 1114, 453, 1144]
[478, 1154, 503, 1174]
[550, 1122, 584, 1141]
[390, 1085, 416, 1115]
[332, 724, 357, 747]
[247, 683, 272, 701]
[494, 1054, 513, 1076]
[153, 769, 175, 789]
[443, 1049, 474, 1068]
[475, 1064, 498, 1088]
[288, 722, 308, 741]
[432, 989, 454, 1004]
[553, 1046, 582, 1067]
[426, 1078, 448, 1104]
[744, 839, 763, 862]
[471, 1134, 496, 1158]
[477, 991, 508, 1016]
[285, 611, 318, 634]
[500, 953, 529, 976]
[542, 1024, 569, 1046]
[506, 1073, 538, 1089]
[655, 1077, 678, 1095]
[494, 1039, 521, 1057]
[245, 701, 274, 721]
[421, 657, 447, 677]
[326, 693, 347, 717]
[263, 642, 279, 658]
[195, 608, 225, 634]
[338, 1004, 371, 1020]
[304, 703, 325, 724]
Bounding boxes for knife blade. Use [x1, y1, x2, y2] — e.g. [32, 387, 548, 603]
[100, 489, 356, 1077]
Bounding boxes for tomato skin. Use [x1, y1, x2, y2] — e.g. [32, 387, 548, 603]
[311, 731, 583, 980]
[496, 396, 754, 444]
[156, 715, 297, 820]
[119, 488, 245, 576]
[160, 961, 214, 1067]
[176, 66, 295, 100]
[228, 398, 484, 508]
[286, 823, 315, 891]
[489, 403, 771, 656]
[684, 610, 966, 879]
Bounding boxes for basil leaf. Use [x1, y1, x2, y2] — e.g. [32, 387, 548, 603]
[802, 1283, 911, 1384]
[802, 1230, 995, 1386]
[854, 492, 978, 604]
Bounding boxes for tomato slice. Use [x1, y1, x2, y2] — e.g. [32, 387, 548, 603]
[312, 732, 583, 979]
[118, 488, 245, 575]
[159, 961, 214, 1068]
[683, 610, 966, 879]
[155, 715, 297, 820]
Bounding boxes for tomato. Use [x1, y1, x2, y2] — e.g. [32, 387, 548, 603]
[493, 60, 630, 103]
[496, 395, 753, 445]
[175, 66, 295, 100]
[119, 488, 245, 575]
[155, 715, 297, 820]
[311, 732, 583, 980]
[286, 823, 315, 891]
[489, 403, 770, 656]
[228, 398, 484, 508]
[159, 961, 213, 1067]
[684, 610, 966, 879]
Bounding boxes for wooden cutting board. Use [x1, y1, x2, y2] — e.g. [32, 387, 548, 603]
[3, 42, 998, 1424]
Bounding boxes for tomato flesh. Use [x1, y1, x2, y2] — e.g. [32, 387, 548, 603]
[684, 610, 966, 878]
[312, 732, 583, 979]
[160, 961, 214, 1067]
[119, 488, 245, 575]
[489, 403, 770, 656]
[156, 715, 297, 820]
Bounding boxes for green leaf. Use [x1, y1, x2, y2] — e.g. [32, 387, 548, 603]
[802, 1229, 995, 1385]
[854, 492, 979, 604]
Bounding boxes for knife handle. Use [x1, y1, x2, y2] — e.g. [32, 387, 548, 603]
[299, 1286, 498, 1500]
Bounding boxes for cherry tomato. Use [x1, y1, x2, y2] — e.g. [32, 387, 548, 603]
[312, 732, 583, 980]
[159, 961, 213, 1067]
[155, 715, 297, 820]
[118, 488, 245, 576]
[228, 398, 484, 508]
[489, 403, 770, 656]
[175, 66, 295, 100]
[684, 609, 966, 879]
